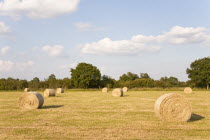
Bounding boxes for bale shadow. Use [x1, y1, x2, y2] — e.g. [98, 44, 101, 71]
[54, 96, 63, 98]
[42, 105, 64, 109]
[123, 95, 130, 97]
[189, 114, 205, 122]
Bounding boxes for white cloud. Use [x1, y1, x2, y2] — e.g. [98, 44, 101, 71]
[0, 46, 11, 55]
[0, 0, 80, 19]
[81, 38, 161, 55]
[19, 60, 34, 68]
[0, 60, 34, 72]
[0, 22, 11, 34]
[75, 22, 104, 32]
[81, 26, 210, 55]
[132, 26, 210, 45]
[0, 60, 14, 72]
[41, 45, 64, 56]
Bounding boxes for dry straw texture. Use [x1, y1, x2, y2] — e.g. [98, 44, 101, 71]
[44, 89, 56, 97]
[102, 88, 108, 93]
[19, 92, 44, 110]
[154, 93, 192, 122]
[56, 88, 64, 94]
[123, 87, 128, 93]
[112, 88, 123, 97]
[24, 88, 30, 92]
[184, 87, 193, 94]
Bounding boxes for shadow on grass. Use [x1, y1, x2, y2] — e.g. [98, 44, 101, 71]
[189, 114, 205, 122]
[42, 105, 64, 109]
[46, 96, 63, 97]
[123, 95, 129, 97]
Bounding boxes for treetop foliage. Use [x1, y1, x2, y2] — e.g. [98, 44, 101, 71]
[186, 57, 210, 89]
[70, 63, 101, 88]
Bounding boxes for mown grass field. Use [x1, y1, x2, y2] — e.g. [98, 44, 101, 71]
[0, 90, 210, 139]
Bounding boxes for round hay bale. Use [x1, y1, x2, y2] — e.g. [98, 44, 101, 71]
[19, 92, 44, 110]
[184, 87, 193, 94]
[24, 88, 30, 92]
[112, 88, 123, 97]
[154, 93, 192, 122]
[44, 89, 56, 97]
[56, 88, 64, 93]
[102, 88, 108, 93]
[123, 87, 128, 93]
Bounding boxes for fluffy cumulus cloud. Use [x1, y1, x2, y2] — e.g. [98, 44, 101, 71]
[81, 38, 160, 55]
[0, 60, 34, 72]
[81, 26, 210, 55]
[0, 22, 11, 35]
[75, 22, 104, 32]
[41, 45, 64, 56]
[132, 26, 210, 45]
[0, 46, 11, 55]
[0, 0, 80, 19]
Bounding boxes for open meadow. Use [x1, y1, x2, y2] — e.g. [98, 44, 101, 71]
[0, 90, 210, 139]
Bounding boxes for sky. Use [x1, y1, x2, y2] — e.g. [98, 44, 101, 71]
[0, 0, 210, 81]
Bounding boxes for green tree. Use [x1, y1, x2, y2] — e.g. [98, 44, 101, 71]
[18, 80, 28, 90]
[47, 74, 57, 88]
[29, 77, 40, 90]
[3, 78, 18, 90]
[123, 78, 155, 88]
[159, 76, 180, 87]
[39, 81, 49, 90]
[0, 79, 6, 90]
[119, 72, 139, 82]
[167, 77, 179, 86]
[101, 75, 115, 88]
[70, 63, 101, 88]
[62, 78, 73, 89]
[140, 73, 150, 79]
[186, 57, 210, 89]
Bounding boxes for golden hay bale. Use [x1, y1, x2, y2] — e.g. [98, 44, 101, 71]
[112, 88, 123, 97]
[56, 88, 64, 93]
[154, 93, 192, 122]
[24, 88, 30, 92]
[19, 92, 44, 110]
[123, 87, 128, 92]
[102, 88, 108, 93]
[44, 89, 56, 97]
[184, 87, 193, 94]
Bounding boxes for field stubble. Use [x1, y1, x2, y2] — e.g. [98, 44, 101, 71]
[0, 90, 210, 139]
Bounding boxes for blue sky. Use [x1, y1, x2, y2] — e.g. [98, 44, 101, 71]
[0, 0, 210, 81]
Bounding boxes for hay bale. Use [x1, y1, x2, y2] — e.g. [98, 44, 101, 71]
[102, 88, 108, 93]
[123, 87, 128, 93]
[44, 89, 56, 97]
[184, 87, 193, 94]
[24, 88, 30, 92]
[56, 88, 64, 93]
[19, 92, 44, 110]
[112, 88, 123, 97]
[154, 93, 192, 122]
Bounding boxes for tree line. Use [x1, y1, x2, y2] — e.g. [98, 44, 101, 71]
[0, 57, 209, 90]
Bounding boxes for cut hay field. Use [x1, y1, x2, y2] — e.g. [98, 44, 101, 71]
[0, 90, 210, 139]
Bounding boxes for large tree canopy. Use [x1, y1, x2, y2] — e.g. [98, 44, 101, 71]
[70, 63, 101, 88]
[186, 57, 210, 89]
